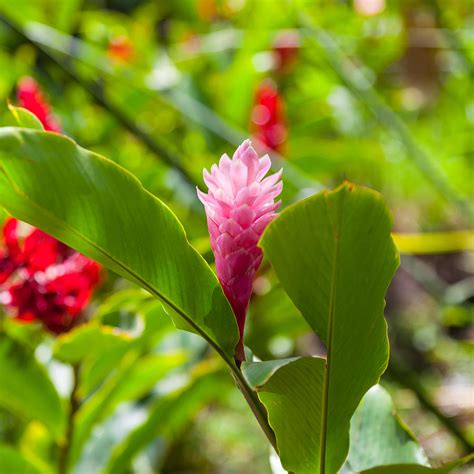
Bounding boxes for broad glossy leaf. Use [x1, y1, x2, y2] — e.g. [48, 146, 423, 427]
[259, 184, 399, 473]
[348, 385, 428, 472]
[0, 128, 238, 359]
[0, 444, 40, 474]
[0, 335, 65, 440]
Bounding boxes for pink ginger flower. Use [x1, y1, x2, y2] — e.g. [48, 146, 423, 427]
[197, 140, 282, 361]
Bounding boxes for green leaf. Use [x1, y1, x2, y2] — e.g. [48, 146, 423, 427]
[52, 323, 131, 365]
[242, 358, 301, 389]
[0, 334, 65, 440]
[69, 349, 185, 468]
[103, 351, 187, 405]
[0, 128, 238, 359]
[0, 444, 41, 474]
[105, 366, 227, 474]
[258, 184, 399, 473]
[243, 357, 326, 474]
[360, 454, 474, 474]
[348, 385, 429, 472]
[8, 105, 44, 130]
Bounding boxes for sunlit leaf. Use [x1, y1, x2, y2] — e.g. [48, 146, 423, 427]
[0, 128, 238, 360]
[8, 105, 44, 130]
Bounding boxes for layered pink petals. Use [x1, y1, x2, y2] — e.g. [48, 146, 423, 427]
[197, 140, 282, 360]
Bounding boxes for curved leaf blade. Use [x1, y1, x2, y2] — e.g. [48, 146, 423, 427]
[244, 357, 326, 474]
[259, 184, 399, 473]
[0, 128, 238, 358]
[8, 105, 44, 130]
[348, 385, 429, 472]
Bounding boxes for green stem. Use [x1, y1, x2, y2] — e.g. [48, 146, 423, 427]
[58, 364, 80, 474]
[230, 363, 278, 452]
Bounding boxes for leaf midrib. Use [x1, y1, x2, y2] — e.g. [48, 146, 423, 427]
[319, 192, 345, 474]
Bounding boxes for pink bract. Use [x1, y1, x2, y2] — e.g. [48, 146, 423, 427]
[197, 140, 282, 361]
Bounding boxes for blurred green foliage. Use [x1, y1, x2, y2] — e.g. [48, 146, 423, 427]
[0, 0, 472, 473]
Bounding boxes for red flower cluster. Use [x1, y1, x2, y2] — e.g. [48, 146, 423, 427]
[0, 218, 100, 334]
[251, 80, 287, 153]
[17, 77, 61, 132]
[3, 79, 100, 333]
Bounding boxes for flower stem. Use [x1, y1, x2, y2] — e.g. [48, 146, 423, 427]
[58, 364, 80, 474]
[228, 361, 278, 452]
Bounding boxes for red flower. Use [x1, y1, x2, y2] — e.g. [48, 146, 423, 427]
[17, 77, 61, 132]
[3, 218, 23, 264]
[0, 250, 16, 284]
[1, 218, 21, 282]
[6, 84, 101, 333]
[273, 30, 300, 74]
[251, 80, 287, 153]
[108, 36, 134, 63]
[0, 218, 101, 334]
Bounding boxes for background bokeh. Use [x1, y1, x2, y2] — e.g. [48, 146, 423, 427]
[0, 0, 472, 473]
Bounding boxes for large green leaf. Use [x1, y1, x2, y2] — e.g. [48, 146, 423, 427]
[348, 385, 428, 472]
[256, 184, 399, 473]
[0, 128, 238, 359]
[0, 334, 65, 440]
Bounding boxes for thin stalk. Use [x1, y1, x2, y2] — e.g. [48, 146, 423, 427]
[58, 364, 80, 474]
[230, 364, 278, 451]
